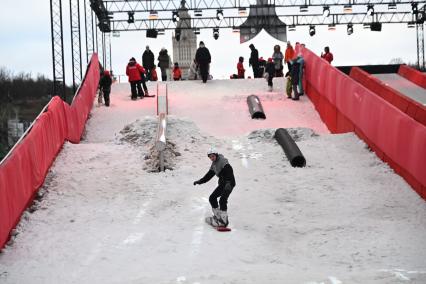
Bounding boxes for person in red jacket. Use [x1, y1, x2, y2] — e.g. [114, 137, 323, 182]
[321, 46, 334, 64]
[172, 62, 182, 81]
[126, 57, 146, 100]
[237, 56, 245, 79]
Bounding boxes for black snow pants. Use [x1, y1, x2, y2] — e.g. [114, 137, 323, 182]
[209, 183, 233, 211]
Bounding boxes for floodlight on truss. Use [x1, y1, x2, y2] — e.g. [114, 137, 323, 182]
[216, 9, 224, 20]
[323, 6, 331, 17]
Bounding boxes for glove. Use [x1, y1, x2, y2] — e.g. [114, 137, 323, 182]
[193, 180, 200, 186]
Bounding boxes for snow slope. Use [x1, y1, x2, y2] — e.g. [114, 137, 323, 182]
[0, 78, 425, 284]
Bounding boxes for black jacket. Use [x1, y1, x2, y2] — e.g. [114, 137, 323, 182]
[99, 75, 112, 91]
[249, 48, 259, 67]
[198, 164, 236, 187]
[142, 50, 155, 70]
[195, 47, 211, 65]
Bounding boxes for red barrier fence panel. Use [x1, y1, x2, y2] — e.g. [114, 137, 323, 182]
[350, 66, 426, 127]
[299, 45, 426, 200]
[398, 64, 426, 89]
[0, 54, 100, 248]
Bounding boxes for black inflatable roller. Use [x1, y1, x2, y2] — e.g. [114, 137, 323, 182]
[274, 128, 306, 167]
[247, 95, 266, 119]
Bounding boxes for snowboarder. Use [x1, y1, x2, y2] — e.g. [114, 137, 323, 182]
[126, 57, 146, 100]
[193, 147, 236, 228]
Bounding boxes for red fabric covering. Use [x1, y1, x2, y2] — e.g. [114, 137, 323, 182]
[0, 54, 100, 248]
[296, 43, 426, 200]
[398, 64, 426, 89]
[350, 67, 426, 127]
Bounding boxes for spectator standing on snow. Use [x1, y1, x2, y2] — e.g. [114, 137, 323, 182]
[99, 70, 112, 106]
[265, 57, 275, 91]
[126, 57, 146, 100]
[284, 42, 295, 73]
[248, 44, 260, 78]
[193, 147, 236, 228]
[188, 59, 198, 80]
[258, 57, 266, 78]
[272, 45, 284, 77]
[321, 46, 334, 64]
[195, 41, 211, 83]
[158, 48, 170, 81]
[172, 62, 182, 81]
[290, 59, 301, 100]
[237, 56, 245, 79]
[142, 45, 155, 81]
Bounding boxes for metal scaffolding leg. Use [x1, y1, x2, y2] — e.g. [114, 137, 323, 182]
[105, 32, 111, 72]
[50, 0, 66, 101]
[417, 23, 425, 70]
[84, 0, 95, 64]
[69, 0, 83, 94]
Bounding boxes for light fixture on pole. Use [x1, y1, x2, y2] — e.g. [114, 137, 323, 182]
[213, 28, 219, 40]
[172, 11, 180, 22]
[309, 25, 315, 36]
[323, 6, 330, 17]
[343, 5, 352, 13]
[216, 9, 224, 20]
[127, 11, 134, 23]
[238, 8, 247, 16]
[347, 23, 354, 35]
[149, 10, 158, 20]
[366, 5, 374, 16]
[300, 5, 308, 12]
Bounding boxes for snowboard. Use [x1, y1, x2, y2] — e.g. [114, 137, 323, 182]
[144, 94, 156, 98]
[205, 217, 231, 232]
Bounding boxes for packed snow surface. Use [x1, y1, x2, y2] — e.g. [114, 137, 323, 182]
[1, 78, 425, 283]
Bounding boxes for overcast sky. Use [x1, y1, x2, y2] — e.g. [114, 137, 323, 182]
[0, 1, 418, 82]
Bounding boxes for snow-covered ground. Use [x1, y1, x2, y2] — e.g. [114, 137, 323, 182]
[1, 78, 425, 284]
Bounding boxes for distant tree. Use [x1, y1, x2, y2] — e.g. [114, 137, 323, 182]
[389, 58, 404, 64]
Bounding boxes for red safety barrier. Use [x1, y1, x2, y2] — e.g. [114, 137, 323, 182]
[398, 64, 426, 89]
[0, 54, 100, 248]
[296, 44, 426, 200]
[350, 67, 426, 127]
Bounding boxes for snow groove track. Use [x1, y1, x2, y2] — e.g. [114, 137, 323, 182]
[1, 79, 425, 283]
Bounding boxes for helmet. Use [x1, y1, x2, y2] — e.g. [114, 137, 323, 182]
[207, 147, 218, 157]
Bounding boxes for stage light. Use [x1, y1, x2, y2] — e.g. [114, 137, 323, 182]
[328, 23, 336, 31]
[407, 21, 416, 28]
[323, 6, 330, 17]
[363, 23, 371, 29]
[216, 9, 224, 20]
[172, 11, 180, 22]
[238, 8, 247, 16]
[157, 29, 165, 35]
[127, 12, 134, 23]
[149, 10, 158, 20]
[347, 23, 354, 35]
[412, 3, 418, 14]
[343, 5, 352, 13]
[367, 5, 374, 16]
[193, 28, 200, 35]
[288, 24, 296, 31]
[388, 3, 397, 10]
[232, 26, 240, 33]
[213, 28, 219, 40]
[194, 9, 202, 17]
[309, 25, 315, 36]
[300, 5, 308, 12]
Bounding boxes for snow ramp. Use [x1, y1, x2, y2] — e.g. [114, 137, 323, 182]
[1, 79, 425, 283]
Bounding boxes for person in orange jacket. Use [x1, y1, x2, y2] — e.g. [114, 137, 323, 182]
[237, 56, 245, 79]
[172, 62, 182, 81]
[126, 57, 146, 100]
[284, 41, 295, 73]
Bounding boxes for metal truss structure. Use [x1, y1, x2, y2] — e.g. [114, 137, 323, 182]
[50, 0, 66, 101]
[51, 0, 426, 100]
[69, 0, 83, 94]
